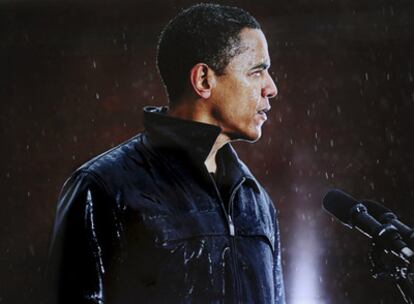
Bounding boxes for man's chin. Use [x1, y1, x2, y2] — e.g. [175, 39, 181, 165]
[229, 129, 262, 143]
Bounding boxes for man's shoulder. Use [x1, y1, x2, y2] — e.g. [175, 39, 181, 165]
[80, 133, 142, 169]
[71, 132, 153, 192]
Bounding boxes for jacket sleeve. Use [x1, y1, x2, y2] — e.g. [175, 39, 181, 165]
[47, 171, 121, 304]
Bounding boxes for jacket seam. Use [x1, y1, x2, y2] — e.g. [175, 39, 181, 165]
[77, 169, 114, 199]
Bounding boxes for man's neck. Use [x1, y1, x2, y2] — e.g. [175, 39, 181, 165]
[204, 133, 230, 174]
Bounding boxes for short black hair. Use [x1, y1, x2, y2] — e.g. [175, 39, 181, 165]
[156, 3, 261, 105]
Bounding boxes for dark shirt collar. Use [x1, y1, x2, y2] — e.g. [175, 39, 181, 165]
[143, 105, 260, 192]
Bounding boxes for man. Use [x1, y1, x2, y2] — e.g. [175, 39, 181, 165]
[48, 3, 285, 303]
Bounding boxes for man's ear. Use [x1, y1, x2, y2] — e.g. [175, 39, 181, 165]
[189, 63, 216, 99]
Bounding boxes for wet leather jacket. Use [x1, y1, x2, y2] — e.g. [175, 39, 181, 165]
[48, 106, 285, 304]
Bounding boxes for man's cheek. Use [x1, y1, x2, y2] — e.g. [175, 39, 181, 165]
[249, 90, 261, 106]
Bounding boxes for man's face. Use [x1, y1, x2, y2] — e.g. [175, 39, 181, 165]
[209, 28, 277, 142]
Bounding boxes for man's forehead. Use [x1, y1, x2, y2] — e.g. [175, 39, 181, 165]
[243, 29, 266, 45]
[233, 31, 270, 67]
[243, 49, 270, 66]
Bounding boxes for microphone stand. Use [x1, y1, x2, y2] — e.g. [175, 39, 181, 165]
[370, 242, 414, 304]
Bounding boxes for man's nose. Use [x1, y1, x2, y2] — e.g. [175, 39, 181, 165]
[262, 71, 278, 99]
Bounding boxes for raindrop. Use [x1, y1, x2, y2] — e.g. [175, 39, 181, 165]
[336, 105, 342, 114]
[96, 93, 100, 100]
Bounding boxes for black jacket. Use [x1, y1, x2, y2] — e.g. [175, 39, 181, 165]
[48, 106, 285, 303]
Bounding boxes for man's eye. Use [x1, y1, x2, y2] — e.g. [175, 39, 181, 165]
[252, 70, 263, 77]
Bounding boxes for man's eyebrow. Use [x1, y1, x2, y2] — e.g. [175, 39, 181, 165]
[250, 62, 270, 71]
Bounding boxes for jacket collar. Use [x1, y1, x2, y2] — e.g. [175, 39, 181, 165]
[143, 105, 260, 192]
[143, 105, 221, 165]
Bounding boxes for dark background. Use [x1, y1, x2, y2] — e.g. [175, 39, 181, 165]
[2, 0, 414, 303]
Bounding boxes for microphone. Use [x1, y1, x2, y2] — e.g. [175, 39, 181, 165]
[362, 199, 414, 249]
[323, 189, 414, 262]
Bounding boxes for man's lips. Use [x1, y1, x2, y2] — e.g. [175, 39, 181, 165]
[256, 111, 268, 121]
[257, 107, 271, 120]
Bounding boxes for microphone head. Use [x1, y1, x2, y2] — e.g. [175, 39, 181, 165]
[323, 189, 361, 225]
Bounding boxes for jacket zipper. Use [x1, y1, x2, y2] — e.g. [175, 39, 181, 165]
[228, 178, 245, 304]
[208, 173, 245, 303]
